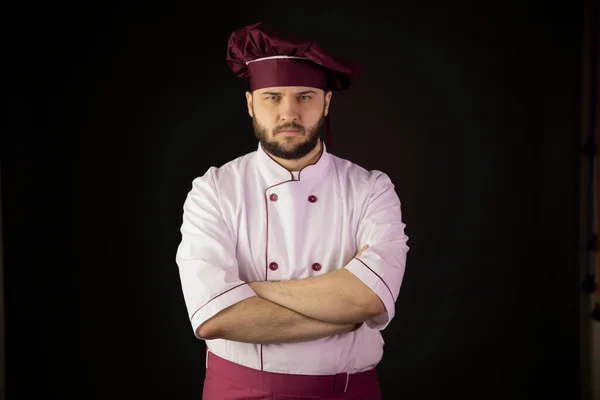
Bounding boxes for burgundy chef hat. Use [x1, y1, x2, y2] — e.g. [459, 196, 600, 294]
[225, 22, 363, 148]
[226, 22, 363, 92]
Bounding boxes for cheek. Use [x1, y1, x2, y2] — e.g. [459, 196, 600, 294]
[254, 112, 275, 131]
[305, 108, 324, 124]
[254, 108, 274, 122]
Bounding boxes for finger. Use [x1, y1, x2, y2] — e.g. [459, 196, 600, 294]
[356, 245, 369, 257]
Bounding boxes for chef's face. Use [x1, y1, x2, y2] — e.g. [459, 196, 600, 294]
[246, 86, 332, 160]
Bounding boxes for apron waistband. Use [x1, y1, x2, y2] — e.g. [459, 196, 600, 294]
[205, 350, 377, 396]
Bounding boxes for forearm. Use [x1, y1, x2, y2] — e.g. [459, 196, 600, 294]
[198, 296, 358, 344]
[249, 269, 385, 325]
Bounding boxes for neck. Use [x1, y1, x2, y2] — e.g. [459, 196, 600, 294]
[268, 139, 323, 172]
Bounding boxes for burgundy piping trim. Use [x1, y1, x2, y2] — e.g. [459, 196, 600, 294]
[261, 179, 292, 372]
[264, 179, 295, 280]
[259, 142, 326, 372]
[261, 140, 325, 183]
[353, 257, 396, 303]
[190, 282, 249, 321]
[260, 345, 264, 371]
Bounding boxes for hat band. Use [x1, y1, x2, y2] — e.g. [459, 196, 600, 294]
[247, 57, 329, 91]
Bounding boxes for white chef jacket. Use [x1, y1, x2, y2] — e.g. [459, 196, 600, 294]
[175, 141, 409, 375]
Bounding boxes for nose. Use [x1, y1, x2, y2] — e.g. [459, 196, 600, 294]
[278, 96, 299, 122]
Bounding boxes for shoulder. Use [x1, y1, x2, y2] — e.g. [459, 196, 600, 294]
[187, 150, 257, 202]
[330, 154, 394, 191]
[192, 150, 256, 186]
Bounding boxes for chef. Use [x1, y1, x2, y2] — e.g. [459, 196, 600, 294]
[175, 22, 410, 399]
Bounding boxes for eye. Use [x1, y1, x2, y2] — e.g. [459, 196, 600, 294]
[298, 95, 312, 101]
[266, 95, 280, 102]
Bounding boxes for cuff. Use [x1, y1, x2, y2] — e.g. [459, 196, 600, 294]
[190, 283, 257, 339]
[345, 257, 396, 330]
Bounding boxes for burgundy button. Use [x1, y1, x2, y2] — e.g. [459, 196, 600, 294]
[270, 193, 278, 202]
[312, 263, 322, 271]
[308, 195, 317, 203]
[269, 262, 279, 271]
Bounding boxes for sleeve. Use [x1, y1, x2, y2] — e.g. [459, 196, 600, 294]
[175, 167, 257, 339]
[344, 171, 409, 331]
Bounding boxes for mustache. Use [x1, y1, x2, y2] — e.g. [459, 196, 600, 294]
[273, 122, 305, 134]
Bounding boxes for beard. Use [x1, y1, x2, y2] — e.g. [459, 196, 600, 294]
[253, 111, 326, 160]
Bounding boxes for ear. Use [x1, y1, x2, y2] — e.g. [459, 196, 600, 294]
[245, 91, 253, 118]
[324, 90, 333, 117]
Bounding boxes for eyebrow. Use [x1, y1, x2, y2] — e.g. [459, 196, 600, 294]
[260, 90, 317, 96]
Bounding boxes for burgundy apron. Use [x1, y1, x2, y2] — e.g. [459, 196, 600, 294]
[202, 351, 382, 399]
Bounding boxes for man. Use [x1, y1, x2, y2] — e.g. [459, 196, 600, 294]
[175, 22, 410, 399]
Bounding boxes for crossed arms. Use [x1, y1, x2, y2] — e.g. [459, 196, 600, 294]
[198, 247, 386, 344]
[177, 169, 409, 345]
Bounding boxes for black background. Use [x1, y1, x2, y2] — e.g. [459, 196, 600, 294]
[3, 0, 584, 399]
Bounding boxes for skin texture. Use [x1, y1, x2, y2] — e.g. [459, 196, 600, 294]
[197, 296, 359, 343]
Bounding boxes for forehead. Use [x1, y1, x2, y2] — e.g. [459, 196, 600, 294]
[254, 86, 324, 95]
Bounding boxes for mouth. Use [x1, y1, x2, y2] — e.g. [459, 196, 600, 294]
[278, 130, 301, 136]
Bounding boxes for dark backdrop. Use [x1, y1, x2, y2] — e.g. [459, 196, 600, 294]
[3, 1, 583, 399]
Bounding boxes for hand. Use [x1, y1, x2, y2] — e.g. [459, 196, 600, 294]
[356, 244, 369, 258]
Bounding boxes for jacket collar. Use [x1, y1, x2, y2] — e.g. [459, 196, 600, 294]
[256, 139, 332, 186]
